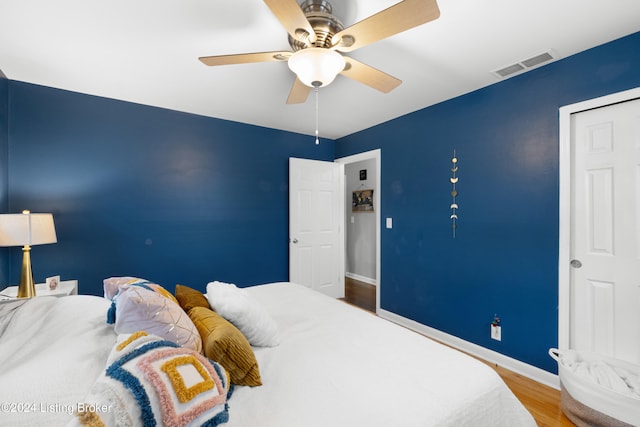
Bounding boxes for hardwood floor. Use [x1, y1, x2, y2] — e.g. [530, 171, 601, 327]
[343, 276, 376, 312]
[491, 363, 575, 426]
[343, 277, 576, 426]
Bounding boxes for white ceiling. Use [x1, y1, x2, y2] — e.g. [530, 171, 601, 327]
[2, 0, 639, 139]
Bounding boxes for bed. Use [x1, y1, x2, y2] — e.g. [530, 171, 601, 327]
[0, 280, 536, 426]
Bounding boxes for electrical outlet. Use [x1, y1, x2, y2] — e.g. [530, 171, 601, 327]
[491, 314, 501, 341]
[491, 325, 501, 341]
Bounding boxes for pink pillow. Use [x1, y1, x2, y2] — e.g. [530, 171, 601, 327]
[103, 276, 178, 303]
[113, 286, 202, 352]
[104, 276, 140, 300]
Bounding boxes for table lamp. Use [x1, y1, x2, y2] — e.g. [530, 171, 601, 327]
[0, 210, 57, 298]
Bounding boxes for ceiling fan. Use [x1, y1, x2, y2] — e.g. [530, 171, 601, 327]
[199, 0, 440, 104]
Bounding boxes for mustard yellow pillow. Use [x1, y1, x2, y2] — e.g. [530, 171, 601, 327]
[175, 284, 210, 313]
[188, 306, 262, 387]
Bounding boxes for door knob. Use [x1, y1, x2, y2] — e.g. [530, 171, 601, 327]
[570, 259, 582, 268]
[291, 238, 299, 244]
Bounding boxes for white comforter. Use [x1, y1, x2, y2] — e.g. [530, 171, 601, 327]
[0, 284, 536, 426]
[0, 296, 116, 427]
[230, 282, 536, 427]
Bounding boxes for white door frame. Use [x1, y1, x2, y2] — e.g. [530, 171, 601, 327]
[335, 149, 381, 312]
[558, 87, 640, 350]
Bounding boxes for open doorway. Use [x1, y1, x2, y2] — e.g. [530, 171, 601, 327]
[335, 149, 381, 313]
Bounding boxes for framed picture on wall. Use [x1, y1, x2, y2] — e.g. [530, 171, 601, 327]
[352, 189, 374, 212]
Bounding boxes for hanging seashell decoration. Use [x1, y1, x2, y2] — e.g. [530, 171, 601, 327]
[450, 149, 458, 238]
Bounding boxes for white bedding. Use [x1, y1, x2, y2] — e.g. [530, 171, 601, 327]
[0, 295, 116, 426]
[231, 282, 536, 427]
[0, 283, 536, 426]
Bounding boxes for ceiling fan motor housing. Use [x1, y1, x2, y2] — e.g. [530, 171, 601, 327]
[289, 0, 344, 51]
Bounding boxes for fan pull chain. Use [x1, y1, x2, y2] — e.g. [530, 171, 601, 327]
[314, 85, 320, 145]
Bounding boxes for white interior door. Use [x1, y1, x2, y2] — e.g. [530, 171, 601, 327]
[289, 157, 345, 298]
[569, 97, 640, 364]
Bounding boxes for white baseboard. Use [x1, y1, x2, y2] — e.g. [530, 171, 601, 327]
[345, 272, 377, 286]
[377, 308, 559, 390]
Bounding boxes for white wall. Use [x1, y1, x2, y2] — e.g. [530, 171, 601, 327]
[345, 158, 376, 282]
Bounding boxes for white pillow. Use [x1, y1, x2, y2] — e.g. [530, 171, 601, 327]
[206, 281, 279, 347]
[113, 286, 202, 352]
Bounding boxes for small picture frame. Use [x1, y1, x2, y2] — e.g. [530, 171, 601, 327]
[46, 275, 60, 290]
[359, 169, 367, 180]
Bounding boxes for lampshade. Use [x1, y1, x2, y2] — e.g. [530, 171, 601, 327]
[288, 48, 346, 88]
[0, 212, 57, 247]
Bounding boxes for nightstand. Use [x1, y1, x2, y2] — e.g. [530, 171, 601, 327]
[0, 280, 78, 301]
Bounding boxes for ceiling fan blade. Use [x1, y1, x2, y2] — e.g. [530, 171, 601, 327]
[263, 0, 316, 44]
[332, 0, 440, 53]
[199, 51, 291, 66]
[286, 77, 312, 104]
[341, 57, 402, 93]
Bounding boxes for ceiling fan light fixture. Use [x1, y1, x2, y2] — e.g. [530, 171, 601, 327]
[288, 47, 345, 88]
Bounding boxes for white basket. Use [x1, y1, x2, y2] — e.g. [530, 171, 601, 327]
[549, 348, 640, 426]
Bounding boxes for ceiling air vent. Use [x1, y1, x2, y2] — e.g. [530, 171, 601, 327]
[495, 63, 525, 78]
[493, 50, 555, 79]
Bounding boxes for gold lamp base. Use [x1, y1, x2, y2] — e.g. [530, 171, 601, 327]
[17, 245, 36, 298]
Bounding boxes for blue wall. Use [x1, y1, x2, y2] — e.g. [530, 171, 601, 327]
[5, 31, 639, 375]
[0, 70, 8, 285]
[335, 31, 640, 373]
[7, 82, 334, 295]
